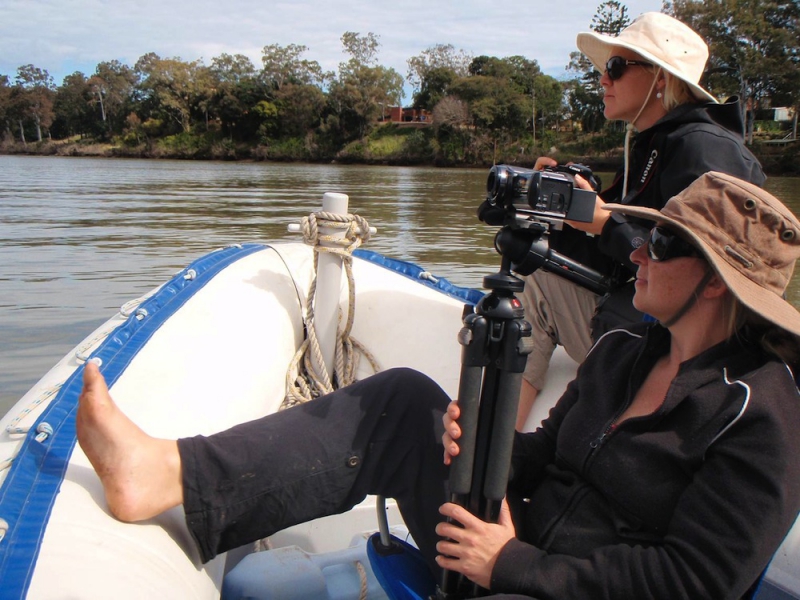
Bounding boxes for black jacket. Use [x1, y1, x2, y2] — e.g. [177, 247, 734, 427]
[493, 324, 800, 599]
[549, 98, 765, 280]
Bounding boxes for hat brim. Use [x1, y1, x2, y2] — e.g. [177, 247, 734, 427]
[576, 31, 718, 104]
[604, 203, 800, 337]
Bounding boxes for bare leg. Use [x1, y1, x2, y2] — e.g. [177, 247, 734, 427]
[76, 362, 183, 522]
[515, 379, 540, 432]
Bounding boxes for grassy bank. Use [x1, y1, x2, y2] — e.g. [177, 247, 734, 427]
[2, 125, 798, 177]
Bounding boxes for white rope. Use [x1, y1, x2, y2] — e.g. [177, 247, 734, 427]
[74, 293, 153, 363]
[622, 67, 662, 198]
[282, 211, 381, 409]
[355, 560, 369, 600]
[0, 385, 62, 473]
[4, 383, 61, 436]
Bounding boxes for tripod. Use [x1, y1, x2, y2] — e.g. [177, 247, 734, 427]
[434, 239, 533, 600]
[431, 215, 613, 599]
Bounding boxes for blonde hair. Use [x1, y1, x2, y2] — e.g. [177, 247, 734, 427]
[661, 72, 697, 111]
[635, 62, 696, 111]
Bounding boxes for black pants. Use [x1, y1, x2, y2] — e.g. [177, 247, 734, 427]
[178, 367, 451, 571]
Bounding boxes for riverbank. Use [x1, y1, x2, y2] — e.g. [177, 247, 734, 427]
[2, 133, 797, 176]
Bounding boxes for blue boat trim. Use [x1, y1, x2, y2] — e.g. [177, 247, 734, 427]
[353, 249, 483, 306]
[0, 243, 264, 598]
[0, 244, 480, 597]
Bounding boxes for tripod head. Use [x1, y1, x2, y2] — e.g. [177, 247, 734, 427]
[478, 164, 612, 297]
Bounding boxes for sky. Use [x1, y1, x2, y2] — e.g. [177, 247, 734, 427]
[0, 0, 664, 99]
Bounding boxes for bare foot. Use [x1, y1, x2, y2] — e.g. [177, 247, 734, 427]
[76, 362, 183, 521]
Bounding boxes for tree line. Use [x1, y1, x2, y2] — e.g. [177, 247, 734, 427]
[1, 1, 798, 167]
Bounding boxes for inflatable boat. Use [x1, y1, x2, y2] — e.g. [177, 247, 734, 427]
[0, 199, 797, 599]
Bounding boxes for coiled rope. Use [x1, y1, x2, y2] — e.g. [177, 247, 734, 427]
[282, 211, 380, 409]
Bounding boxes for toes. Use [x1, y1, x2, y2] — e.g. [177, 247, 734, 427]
[82, 362, 109, 396]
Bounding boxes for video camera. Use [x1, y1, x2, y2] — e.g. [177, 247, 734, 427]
[478, 163, 611, 296]
[483, 163, 601, 224]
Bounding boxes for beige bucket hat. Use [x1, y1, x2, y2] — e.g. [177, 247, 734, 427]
[605, 172, 800, 336]
[576, 12, 718, 104]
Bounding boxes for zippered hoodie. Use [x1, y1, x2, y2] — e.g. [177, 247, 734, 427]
[492, 323, 800, 599]
[549, 98, 765, 280]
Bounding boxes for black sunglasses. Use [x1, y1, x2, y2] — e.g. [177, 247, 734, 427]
[647, 226, 702, 262]
[605, 56, 653, 81]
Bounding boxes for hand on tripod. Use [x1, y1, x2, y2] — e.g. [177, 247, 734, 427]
[442, 397, 463, 466]
[434, 498, 517, 589]
[438, 399, 517, 589]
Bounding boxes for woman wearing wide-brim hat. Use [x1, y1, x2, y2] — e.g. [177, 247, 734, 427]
[517, 12, 767, 431]
[77, 172, 800, 599]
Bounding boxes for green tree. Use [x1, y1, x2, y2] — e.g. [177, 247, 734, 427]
[468, 55, 517, 79]
[14, 64, 56, 142]
[406, 44, 471, 108]
[500, 56, 545, 140]
[88, 60, 137, 137]
[431, 94, 472, 164]
[52, 71, 95, 138]
[274, 83, 326, 138]
[412, 66, 457, 111]
[341, 32, 380, 68]
[207, 53, 265, 140]
[254, 99, 279, 138]
[330, 32, 404, 140]
[449, 74, 528, 137]
[134, 53, 204, 133]
[566, 1, 631, 132]
[261, 43, 328, 89]
[211, 53, 257, 83]
[465, 54, 563, 145]
[533, 74, 566, 142]
[0, 74, 12, 140]
[666, 0, 800, 142]
[259, 44, 330, 143]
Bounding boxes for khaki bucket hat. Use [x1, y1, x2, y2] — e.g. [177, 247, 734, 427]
[576, 12, 717, 104]
[605, 172, 800, 336]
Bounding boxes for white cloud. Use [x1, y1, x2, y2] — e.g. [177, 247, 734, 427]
[0, 0, 663, 93]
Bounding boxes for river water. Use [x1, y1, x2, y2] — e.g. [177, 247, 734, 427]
[2, 155, 800, 416]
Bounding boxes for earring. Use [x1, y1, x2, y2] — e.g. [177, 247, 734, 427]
[656, 92, 663, 99]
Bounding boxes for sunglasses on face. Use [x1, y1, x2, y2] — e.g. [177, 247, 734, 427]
[605, 56, 653, 81]
[647, 226, 703, 262]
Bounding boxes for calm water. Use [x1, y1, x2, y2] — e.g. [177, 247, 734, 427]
[2, 155, 800, 416]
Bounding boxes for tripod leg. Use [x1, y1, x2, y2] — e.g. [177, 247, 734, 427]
[449, 312, 487, 497]
[483, 319, 532, 520]
[481, 371, 522, 519]
[439, 312, 489, 598]
[435, 281, 532, 600]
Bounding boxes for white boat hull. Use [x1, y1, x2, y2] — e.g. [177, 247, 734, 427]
[0, 242, 522, 598]
[2, 241, 795, 599]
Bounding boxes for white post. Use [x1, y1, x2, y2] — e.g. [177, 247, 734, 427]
[312, 192, 349, 382]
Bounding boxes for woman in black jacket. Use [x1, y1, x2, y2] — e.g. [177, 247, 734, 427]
[77, 172, 800, 599]
[515, 12, 766, 430]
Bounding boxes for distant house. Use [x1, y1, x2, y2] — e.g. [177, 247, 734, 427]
[385, 106, 432, 124]
[773, 107, 794, 122]
[754, 106, 795, 122]
[753, 106, 797, 144]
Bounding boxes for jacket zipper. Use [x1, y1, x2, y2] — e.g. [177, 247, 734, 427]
[590, 422, 617, 450]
